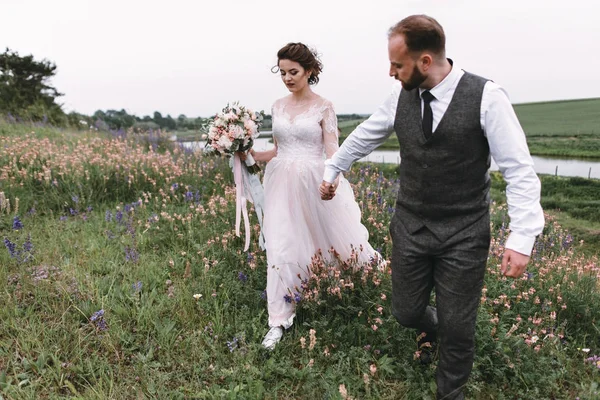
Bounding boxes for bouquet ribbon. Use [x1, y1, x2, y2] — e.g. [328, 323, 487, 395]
[233, 153, 265, 251]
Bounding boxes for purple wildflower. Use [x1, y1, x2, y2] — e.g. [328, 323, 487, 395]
[115, 210, 123, 223]
[71, 195, 79, 204]
[23, 234, 33, 253]
[294, 292, 302, 303]
[226, 337, 239, 352]
[60, 216, 67, 221]
[105, 210, 112, 222]
[90, 309, 105, 322]
[261, 290, 267, 300]
[4, 238, 17, 258]
[238, 271, 248, 283]
[12, 216, 23, 230]
[69, 208, 78, 216]
[124, 246, 139, 263]
[284, 294, 293, 303]
[132, 281, 143, 293]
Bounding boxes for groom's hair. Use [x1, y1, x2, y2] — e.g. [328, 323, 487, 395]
[276, 43, 323, 85]
[388, 15, 446, 56]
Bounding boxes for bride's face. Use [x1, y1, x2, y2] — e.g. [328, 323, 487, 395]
[278, 59, 311, 92]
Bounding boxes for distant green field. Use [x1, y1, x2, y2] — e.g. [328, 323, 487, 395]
[514, 98, 600, 136]
[340, 98, 600, 157]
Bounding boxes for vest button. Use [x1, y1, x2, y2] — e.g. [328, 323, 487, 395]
[422, 163, 429, 169]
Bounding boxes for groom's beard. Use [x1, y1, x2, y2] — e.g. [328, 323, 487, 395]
[401, 65, 427, 91]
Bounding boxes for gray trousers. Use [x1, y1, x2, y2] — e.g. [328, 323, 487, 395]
[390, 212, 490, 400]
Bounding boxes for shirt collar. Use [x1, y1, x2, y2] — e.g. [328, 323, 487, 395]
[419, 59, 463, 101]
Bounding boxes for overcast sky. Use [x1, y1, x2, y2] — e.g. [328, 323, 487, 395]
[2, 0, 599, 117]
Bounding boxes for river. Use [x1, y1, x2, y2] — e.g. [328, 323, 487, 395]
[182, 136, 600, 179]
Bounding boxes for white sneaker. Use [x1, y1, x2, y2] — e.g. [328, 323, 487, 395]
[261, 326, 283, 350]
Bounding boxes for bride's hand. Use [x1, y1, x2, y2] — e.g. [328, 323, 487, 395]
[237, 151, 247, 161]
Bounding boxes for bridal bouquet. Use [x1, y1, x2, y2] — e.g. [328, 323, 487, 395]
[204, 102, 266, 252]
[204, 102, 264, 174]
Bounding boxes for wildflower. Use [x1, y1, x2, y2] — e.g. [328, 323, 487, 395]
[531, 335, 539, 344]
[115, 210, 123, 223]
[12, 216, 23, 230]
[294, 292, 302, 303]
[132, 281, 143, 293]
[369, 364, 377, 376]
[309, 329, 317, 350]
[238, 271, 248, 283]
[339, 384, 348, 398]
[69, 208, 78, 216]
[90, 309, 108, 332]
[260, 290, 267, 300]
[4, 238, 17, 258]
[193, 293, 203, 300]
[124, 246, 139, 263]
[105, 210, 113, 222]
[284, 294, 293, 303]
[90, 309, 105, 322]
[226, 337, 239, 352]
[300, 337, 306, 349]
[71, 195, 79, 204]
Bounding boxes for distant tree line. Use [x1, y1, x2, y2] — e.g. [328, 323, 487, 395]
[1, 49, 365, 133]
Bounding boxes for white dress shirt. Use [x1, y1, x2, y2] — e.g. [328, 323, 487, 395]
[324, 64, 545, 256]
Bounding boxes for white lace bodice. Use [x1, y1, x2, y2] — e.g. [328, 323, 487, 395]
[271, 97, 339, 160]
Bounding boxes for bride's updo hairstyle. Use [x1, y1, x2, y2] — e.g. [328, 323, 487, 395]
[273, 42, 323, 85]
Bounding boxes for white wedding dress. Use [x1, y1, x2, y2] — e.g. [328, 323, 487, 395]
[262, 97, 380, 329]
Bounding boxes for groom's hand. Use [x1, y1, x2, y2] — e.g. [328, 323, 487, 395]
[319, 180, 336, 200]
[501, 249, 531, 278]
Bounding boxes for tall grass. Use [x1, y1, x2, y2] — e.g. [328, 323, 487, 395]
[1, 122, 599, 399]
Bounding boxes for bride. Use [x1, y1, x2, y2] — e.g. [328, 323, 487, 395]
[250, 42, 380, 350]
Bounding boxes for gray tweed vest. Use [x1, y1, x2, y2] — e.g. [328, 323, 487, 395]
[393, 71, 491, 242]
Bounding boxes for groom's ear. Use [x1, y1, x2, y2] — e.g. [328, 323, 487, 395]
[420, 54, 433, 71]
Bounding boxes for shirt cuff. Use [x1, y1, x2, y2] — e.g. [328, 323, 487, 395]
[505, 232, 536, 256]
[323, 165, 340, 184]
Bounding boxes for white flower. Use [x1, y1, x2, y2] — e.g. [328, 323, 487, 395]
[214, 117, 226, 127]
[582, 348, 591, 353]
[217, 135, 233, 150]
[244, 119, 258, 136]
[193, 293, 202, 300]
[229, 124, 245, 140]
[531, 335, 539, 343]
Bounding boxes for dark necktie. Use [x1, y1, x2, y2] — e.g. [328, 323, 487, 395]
[421, 90, 435, 139]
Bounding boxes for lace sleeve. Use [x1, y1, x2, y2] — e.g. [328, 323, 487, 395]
[321, 100, 339, 159]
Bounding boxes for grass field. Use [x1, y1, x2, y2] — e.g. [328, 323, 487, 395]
[1, 121, 599, 399]
[339, 97, 600, 157]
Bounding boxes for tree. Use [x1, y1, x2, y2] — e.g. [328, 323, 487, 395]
[0, 48, 65, 124]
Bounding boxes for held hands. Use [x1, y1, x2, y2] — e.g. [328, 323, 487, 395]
[319, 177, 339, 201]
[501, 249, 531, 278]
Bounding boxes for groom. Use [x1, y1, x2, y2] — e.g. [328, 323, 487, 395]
[320, 15, 544, 400]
